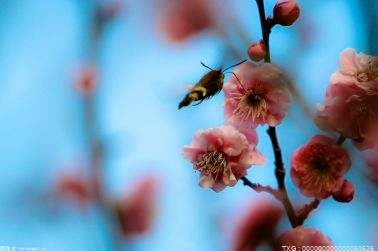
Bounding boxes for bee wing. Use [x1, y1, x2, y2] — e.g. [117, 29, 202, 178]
[172, 84, 194, 96]
[163, 83, 194, 102]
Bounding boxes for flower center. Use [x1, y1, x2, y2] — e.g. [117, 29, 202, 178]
[356, 71, 371, 82]
[311, 157, 329, 172]
[233, 86, 267, 123]
[300, 153, 334, 193]
[349, 97, 368, 120]
[307, 146, 333, 175]
[196, 150, 227, 180]
[356, 57, 378, 82]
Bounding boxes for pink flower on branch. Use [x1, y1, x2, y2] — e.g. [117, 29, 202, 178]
[182, 125, 265, 192]
[158, 0, 216, 43]
[363, 147, 378, 185]
[116, 176, 158, 237]
[331, 48, 378, 89]
[232, 198, 283, 251]
[224, 62, 291, 130]
[275, 226, 333, 248]
[315, 83, 378, 150]
[73, 64, 98, 96]
[54, 172, 94, 210]
[290, 135, 351, 200]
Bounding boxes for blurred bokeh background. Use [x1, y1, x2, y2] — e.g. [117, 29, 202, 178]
[0, 0, 377, 250]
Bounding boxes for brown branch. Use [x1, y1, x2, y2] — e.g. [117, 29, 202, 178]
[297, 199, 320, 225]
[83, 3, 123, 251]
[336, 134, 347, 146]
[267, 127, 285, 189]
[254, 0, 299, 227]
[240, 176, 280, 198]
[266, 127, 299, 227]
[255, 0, 271, 62]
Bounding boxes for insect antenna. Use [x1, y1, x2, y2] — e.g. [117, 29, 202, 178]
[225, 72, 247, 92]
[200, 62, 215, 71]
[222, 59, 247, 73]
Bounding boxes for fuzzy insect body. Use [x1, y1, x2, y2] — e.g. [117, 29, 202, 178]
[178, 60, 246, 109]
[178, 70, 224, 109]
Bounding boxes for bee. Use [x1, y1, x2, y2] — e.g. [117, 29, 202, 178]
[178, 59, 247, 109]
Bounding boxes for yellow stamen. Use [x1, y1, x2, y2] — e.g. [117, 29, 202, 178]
[232, 85, 267, 123]
[196, 150, 227, 180]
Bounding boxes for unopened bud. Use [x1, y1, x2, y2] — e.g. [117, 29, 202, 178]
[74, 64, 97, 96]
[273, 1, 300, 26]
[247, 41, 266, 62]
[332, 180, 354, 203]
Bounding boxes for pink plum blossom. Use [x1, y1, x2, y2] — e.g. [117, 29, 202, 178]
[158, 0, 216, 43]
[290, 135, 351, 200]
[232, 198, 283, 251]
[224, 62, 291, 130]
[275, 226, 333, 249]
[331, 48, 378, 89]
[363, 147, 378, 185]
[116, 176, 158, 237]
[182, 125, 265, 192]
[73, 64, 98, 96]
[315, 83, 378, 150]
[55, 172, 94, 210]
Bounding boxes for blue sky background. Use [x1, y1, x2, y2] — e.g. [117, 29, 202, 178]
[0, 0, 377, 250]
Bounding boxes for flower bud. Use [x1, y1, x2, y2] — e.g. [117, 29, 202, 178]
[332, 180, 355, 203]
[74, 64, 97, 96]
[247, 41, 266, 62]
[273, 1, 300, 26]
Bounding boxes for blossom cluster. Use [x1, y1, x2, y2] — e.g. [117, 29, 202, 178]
[177, 0, 377, 248]
[182, 62, 292, 192]
[315, 49, 378, 150]
[288, 48, 378, 202]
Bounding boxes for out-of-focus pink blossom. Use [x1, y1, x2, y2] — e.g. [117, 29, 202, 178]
[224, 62, 291, 129]
[332, 179, 355, 203]
[158, 0, 216, 43]
[100, 1, 124, 20]
[275, 226, 333, 249]
[182, 125, 265, 192]
[73, 64, 98, 96]
[247, 41, 266, 62]
[116, 176, 158, 237]
[331, 48, 378, 89]
[290, 135, 351, 200]
[55, 172, 93, 209]
[315, 83, 378, 150]
[363, 147, 378, 185]
[273, 1, 300, 26]
[233, 198, 283, 251]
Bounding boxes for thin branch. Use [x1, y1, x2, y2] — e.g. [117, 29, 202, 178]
[83, 3, 122, 250]
[255, 0, 271, 62]
[266, 127, 298, 227]
[240, 177, 280, 198]
[267, 127, 285, 189]
[297, 199, 320, 226]
[336, 134, 347, 146]
[254, 0, 299, 227]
